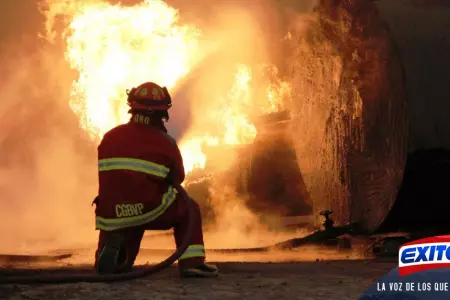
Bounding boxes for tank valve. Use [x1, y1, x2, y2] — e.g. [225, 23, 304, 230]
[319, 209, 334, 230]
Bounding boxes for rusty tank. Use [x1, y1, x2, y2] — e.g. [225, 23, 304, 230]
[279, 0, 450, 233]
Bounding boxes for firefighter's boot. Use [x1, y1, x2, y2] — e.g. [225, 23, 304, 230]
[96, 232, 129, 275]
[180, 262, 219, 278]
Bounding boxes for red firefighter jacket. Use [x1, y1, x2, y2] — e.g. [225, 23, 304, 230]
[95, 121, 185, 231]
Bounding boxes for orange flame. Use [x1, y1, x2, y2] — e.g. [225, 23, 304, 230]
[42, 0, 201, 141]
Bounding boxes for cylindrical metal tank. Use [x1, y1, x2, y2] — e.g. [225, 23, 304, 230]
[285, 0, 409, 232]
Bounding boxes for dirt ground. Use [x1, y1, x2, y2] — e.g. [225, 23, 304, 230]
[0, 251, 396, 300]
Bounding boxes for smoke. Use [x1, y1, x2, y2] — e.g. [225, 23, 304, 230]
[0, 42, 98, 253]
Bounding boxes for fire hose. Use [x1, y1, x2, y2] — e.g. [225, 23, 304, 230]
[0, 182, 196, 285]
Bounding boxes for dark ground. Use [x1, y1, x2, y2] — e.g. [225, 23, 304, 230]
[0, 259, 396, 300]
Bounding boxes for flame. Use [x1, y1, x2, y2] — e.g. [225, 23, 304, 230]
[42, 0, 291, 176]
[179, 64, 292, 174]
[213, 64, 257, 145]
[259, 64, 292, 114]
[42, 0, 201, 141]
[179, 136, 219, 174]
[179, 64, 258, 173]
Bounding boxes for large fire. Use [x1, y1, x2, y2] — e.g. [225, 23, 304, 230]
[41, 0, 290, 175]
[43, 0, 201, 140]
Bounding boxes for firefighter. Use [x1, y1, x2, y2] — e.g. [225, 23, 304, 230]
[93, 81, 219, 278]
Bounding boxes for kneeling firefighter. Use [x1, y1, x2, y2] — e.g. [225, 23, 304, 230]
[94, 81, 218, 278]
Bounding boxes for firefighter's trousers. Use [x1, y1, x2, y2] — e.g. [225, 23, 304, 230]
[95, 196, 205, 270]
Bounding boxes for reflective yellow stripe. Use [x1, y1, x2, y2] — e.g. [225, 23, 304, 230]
[98, 157, 169, 178]
[179, 244, 206, 260]
[95, 186, 177, 231]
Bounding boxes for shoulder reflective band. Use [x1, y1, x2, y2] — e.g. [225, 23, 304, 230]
[98, 157, 169, 178]
[95, 186, 177, 231]
[179, 244, 206, 260]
